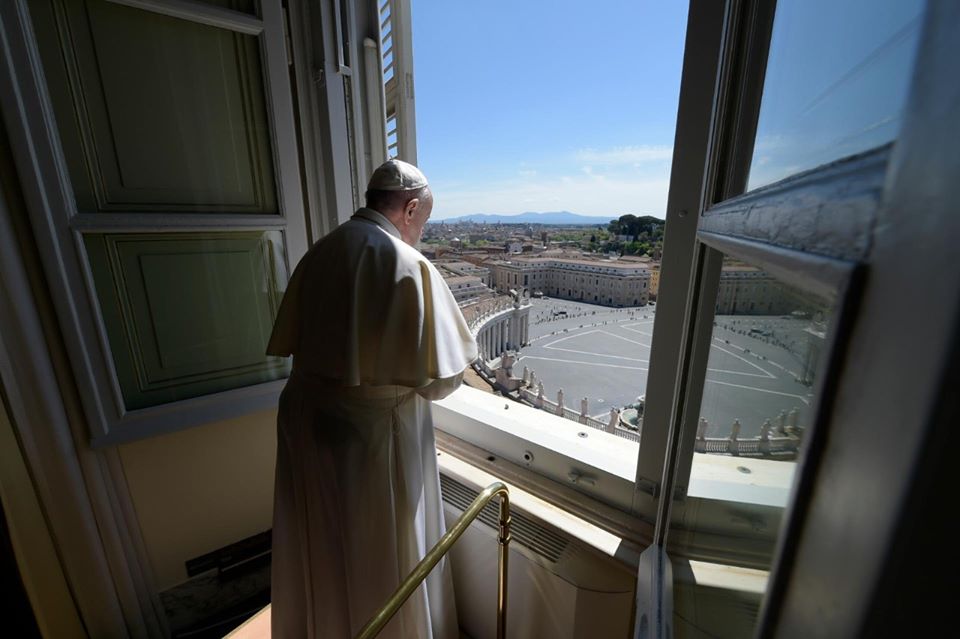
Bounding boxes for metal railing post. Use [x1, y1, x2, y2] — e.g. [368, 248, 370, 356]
[497, 492, 511, 639]
[355, 482, 511, 639]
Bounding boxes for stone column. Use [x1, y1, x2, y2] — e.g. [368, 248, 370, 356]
[556, 389, 565, 416]
[729, 419, 741, 456]
[536, 382, 544, 408]
[695, 418, 708, 453]
[787, 408, 799, 435]
[501, 352, 514, 376]
[760, 419, 772, 456]
[579, 397, 588, 424]
[607, 408, 619, 434]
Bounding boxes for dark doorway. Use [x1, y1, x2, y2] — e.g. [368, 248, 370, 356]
[1, 496, 42, 638]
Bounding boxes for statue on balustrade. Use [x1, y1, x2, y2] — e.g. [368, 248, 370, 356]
[266, 160, 476, 639]
[508, 285, 529, 309]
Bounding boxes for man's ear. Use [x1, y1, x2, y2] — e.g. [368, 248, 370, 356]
[404, 197, 420, 222]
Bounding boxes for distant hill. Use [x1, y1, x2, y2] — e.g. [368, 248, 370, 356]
[433, 211, 611, 225]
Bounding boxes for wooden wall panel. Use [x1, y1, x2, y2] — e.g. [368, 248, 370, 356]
[34, 0, 277, 214]
[84, 231, 288, 409]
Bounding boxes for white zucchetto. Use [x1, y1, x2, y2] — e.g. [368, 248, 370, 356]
[367, 158, 428, 191]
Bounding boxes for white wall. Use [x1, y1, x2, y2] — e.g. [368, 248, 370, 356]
[118, 409, 277, 590]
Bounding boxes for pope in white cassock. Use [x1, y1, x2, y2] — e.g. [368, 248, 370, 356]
[266, 159, 477, 638]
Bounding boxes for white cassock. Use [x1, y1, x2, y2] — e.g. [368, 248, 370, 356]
[266, 207, 477, 639]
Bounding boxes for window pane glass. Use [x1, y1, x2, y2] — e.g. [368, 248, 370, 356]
[84, 231, 290, 410]
[670, 257, 835, 637]
[747, 0, 924, 190]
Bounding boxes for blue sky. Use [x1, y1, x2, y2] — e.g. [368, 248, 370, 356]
[411, 1, 688, 220]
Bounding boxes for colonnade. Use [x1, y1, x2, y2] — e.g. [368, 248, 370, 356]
[476, 306, 530, 361]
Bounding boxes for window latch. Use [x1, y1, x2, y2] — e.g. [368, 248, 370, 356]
[637, 477, 660, 498]
[567, 470, 597, 487]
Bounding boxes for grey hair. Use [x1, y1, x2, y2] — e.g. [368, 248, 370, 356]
[364, 186, 431, 214]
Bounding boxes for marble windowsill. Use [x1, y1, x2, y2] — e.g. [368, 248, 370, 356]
[435, 385, 794, 509]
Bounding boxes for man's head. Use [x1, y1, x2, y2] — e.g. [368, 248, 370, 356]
[365, 159, 434, 246]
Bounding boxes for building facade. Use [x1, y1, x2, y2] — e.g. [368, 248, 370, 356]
[649, 263, 661, 299]
[489, 257, 651, 307]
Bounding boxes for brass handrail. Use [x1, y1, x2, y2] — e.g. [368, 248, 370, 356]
[355, 482, 511, 639]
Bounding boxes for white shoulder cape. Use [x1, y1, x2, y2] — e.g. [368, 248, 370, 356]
[266, 208, 478, 387]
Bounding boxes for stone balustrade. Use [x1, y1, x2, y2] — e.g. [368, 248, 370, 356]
[512, 371, 801, 457]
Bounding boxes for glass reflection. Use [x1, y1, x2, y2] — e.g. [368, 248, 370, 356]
[696, 260, 830, 456]
[671, 257, 835, 638]
[747, 0, 924, 190]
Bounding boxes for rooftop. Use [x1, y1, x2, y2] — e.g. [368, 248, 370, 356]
[495, 256, 655, 270]
[443, 275, 485, 285]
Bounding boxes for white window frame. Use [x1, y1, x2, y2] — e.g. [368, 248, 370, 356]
[408, 0, 929, 587]
[637, 0, 943, 636]
[651, 0, 909, 568]
[4, 0, 309, 446]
